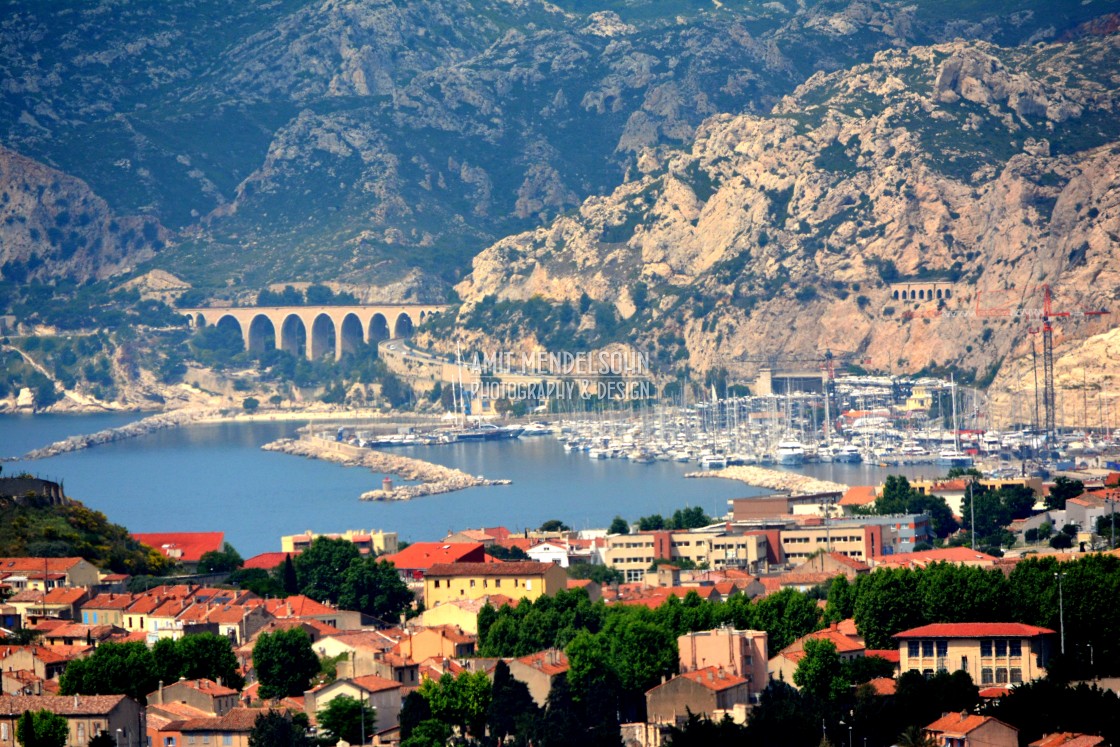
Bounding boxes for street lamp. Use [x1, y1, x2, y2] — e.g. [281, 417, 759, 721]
[1054, 572, 1065, 656]
[839, 720, 853, 747]
[115, 728, 122, 747]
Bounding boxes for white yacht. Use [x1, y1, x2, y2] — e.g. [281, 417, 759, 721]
[775, 439, 806, 465]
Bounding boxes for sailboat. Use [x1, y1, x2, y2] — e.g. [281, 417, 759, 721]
[937, 374, 973, 468]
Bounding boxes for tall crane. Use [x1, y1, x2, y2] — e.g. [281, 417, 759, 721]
[902, 284, 1109, 441]
[1037, 285, 1108, 442]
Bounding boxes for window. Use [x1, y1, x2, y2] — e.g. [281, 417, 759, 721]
[922, 669, 933, 678]
[981, 668, 993, 685]
[996, 668, 1009, 684]
[981, 640, 993, 657]
[202, 736, 210, 745]
[223, 736, 232, 746]
[995, 640, 1007, 657]
[470, 579, 476, 587]
[908, 641, 919, 657]
[921, 640, 934, 657]
[495, 579, 501, 588]
[1010, 668, 1023, 684]
[961, 656, 968, 671]
[936, 641, 948, 657]
[433, 580, 440, 588]
[164, 739, 176, 747]
[78, 724, 86, 743]
[2, 723, 8, 740]
[188, 738, 196, 746]
[483, 579, 488, 588]
[1009, 640, 1022, 657]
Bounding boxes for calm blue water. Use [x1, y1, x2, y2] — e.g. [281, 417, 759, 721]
[1, 415, 767, 557]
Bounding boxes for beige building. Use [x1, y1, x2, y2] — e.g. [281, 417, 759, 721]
[305, 675, 403, 731]
[678, 628, 768, 697]
[281, 529, 398, 556]
[148, 679, 239, 717]
[423, 562, 567, 607]
[645, 667, 752, 725]
[0, 557, 101, 591]
[603, 530, 770, 583]
[894, 623, 1054, 687]
[0, 694, 142, 747]
[508, 650, 570, 707]
[925, 712, 1019, 747]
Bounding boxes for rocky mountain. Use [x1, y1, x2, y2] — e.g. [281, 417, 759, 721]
[453, 28, 1120, 422]
[1, 0, 1112, 292]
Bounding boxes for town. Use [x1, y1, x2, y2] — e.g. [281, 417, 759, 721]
[2, 466, 1119, 747]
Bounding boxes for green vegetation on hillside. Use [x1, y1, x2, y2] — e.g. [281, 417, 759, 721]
[0, 489, 172, 575]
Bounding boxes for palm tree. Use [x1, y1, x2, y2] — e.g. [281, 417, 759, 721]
[896, 725, 939, 747]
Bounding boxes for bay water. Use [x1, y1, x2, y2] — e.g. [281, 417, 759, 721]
[1, 415, 938, 557]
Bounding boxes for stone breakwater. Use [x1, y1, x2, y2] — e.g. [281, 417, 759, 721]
[12, 409, 222, 461]
[261, 435, 510, 501]
[685, 465, 848, 495]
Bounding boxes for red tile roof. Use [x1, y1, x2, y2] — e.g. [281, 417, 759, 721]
[926, 713, 1012, 736]
[840, 486, 877, 507]
[864, 677, 897, 695]
[132, 532, 224, 562]
[349, 675, 402, 694]
[425, 561, 557, 577]
[872, 547, 999, 567]
[1030, 733, 1106, 747]
[0, 694, 128, 716]
[979, 686, 1012, 699]
[865, 649, 900, 663]
[254, 595, 336, 618]
[382, 542, 486, 571]
[243, 552, 293, 570]
[0, 557, 89, 574]
[678, 666, 749, 692]
[894, 623, 1055, 639]
[515, 649, 569, 676]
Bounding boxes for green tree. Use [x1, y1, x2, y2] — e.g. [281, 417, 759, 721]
[248, 710, 312, 747]
[1050, 533, 1073, 549]
[487, 660, 539, 744]
[400, 720, 452, 747]
[16, 709, 68, 747]
[667, 506, 712, 530]
[228, 567, 285, 598]
[317, 695, 376, 746]
[896, 725, 938, 747]
[253, 628, 320, 699]
[59, 642, 159, 703]
[638, 514, 666, 531]
[417, 671, 492, 738]
[539, 519, 570, 532]
[242, 397, 260, 412]
[851, 568, 923, 649]
[568, 563, 623, 586]
[198, 542, 244, 573]
[664, 711, 750, 747]
[609, 516, 630, 535]
[399, 691, 432, 740]
[1047, 477, 1084, 510]
[175, 633, 245, 690]
[338, 557, 414, 621]
[793, 638, 851, 702]
[293, 536, 360, 603]
[751, 587, 824, 651]
[281, 554, 299, 594]
[88, 732, 116, 747]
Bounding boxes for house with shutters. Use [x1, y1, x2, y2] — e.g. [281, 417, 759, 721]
[894, 622, 1055, 687]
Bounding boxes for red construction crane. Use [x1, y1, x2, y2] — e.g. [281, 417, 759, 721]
[1037, 284, 1108, 441]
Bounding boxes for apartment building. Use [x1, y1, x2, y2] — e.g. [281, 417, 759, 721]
[602, 529, 770, 583]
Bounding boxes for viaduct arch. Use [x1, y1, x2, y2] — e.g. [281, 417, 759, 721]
[181, 304, 449, 361]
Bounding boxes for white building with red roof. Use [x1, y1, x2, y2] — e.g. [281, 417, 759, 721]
[894, 622, 1055, 687]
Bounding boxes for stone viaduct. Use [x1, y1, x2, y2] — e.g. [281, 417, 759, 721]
[181, 304, 449, 361]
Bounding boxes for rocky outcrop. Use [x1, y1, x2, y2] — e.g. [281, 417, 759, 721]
[0, 147, 168, 283]
[456, 33, 1120, 415]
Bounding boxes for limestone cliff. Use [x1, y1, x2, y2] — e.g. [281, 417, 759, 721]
[0, 147, 167, 283]
[456, 31, 1120, 422]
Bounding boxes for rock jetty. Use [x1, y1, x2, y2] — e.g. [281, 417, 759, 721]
[262, 435, 510, 501]
[13, 409, 221, 461]
[686, 465, 848, 495]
